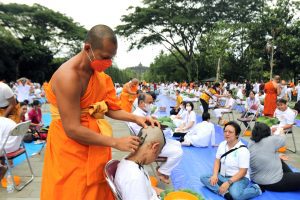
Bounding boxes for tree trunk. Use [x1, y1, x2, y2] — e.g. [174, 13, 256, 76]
[216, 57, 221, 82]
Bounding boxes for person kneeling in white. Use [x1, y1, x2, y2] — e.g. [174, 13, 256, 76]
[213, 90, 235, 124]
[115, 126, 165, 200]
[181, 112, 216, 147]
[129, 93, 183, 184]
[271, 98, 296, 135]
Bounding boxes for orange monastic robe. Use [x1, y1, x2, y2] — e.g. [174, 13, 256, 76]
[120, 82, 138, 112]
[41, 72, 120, 200]
[264, 81, 277, 117]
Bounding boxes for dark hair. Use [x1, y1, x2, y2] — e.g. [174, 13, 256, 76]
[176, 90, 180, 94]
[228, 90, 233, 95]
[185, 101, 194, 110]
[138, 93, 146, 105]
[147, 91, 157, 101]
[202, 112, 210, 121]
[20, 102, 27, 107]
[23, 100, 29, 105]
[32, 100, 41, 106]
[212, 82, 220, 90]
[249, 90, 256, 95]
[277, 98, 287, 104]
[224, 121, 241, 136]
[251, 122, 271, 143]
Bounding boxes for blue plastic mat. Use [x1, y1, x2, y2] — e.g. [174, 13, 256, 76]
[296, 119, 300, 127]
[156, 95, 300, 200]
[12, 113, 51, 166]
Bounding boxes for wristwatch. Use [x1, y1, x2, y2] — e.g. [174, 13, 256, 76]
[227, 179, 233, 185]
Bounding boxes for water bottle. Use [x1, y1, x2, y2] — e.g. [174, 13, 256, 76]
[6, 172, 14, 193]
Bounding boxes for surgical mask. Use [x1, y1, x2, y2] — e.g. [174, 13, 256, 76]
[86, 47, 112, 72]
[180, 105, 184, 109]
[145, 103, 151, 113]
[186, 106, 192, 111]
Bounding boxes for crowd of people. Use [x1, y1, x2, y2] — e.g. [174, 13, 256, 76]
[0, 24, 299, 200]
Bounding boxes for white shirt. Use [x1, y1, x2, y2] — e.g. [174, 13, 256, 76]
[187, 121, 215, 147]
[0, 82, 14, 107]
[0, 117, 23, 155]
[216, 140, 250, 178]
[225, 97, 235, 109]
[115, 159, 159, 200]
[16, 84, 31, 102]
[274, 107, 296, 127]
[245, 97, 260, 114]
[183, 111, 196, 132]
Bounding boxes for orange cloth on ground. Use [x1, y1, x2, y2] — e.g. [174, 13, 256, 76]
[264, 81, 277, 117]
[41, 72, 120, 200]
[120, 82, 138, 112]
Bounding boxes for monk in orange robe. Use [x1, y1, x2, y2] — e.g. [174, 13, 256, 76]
[40, 25, 158, 200]
[120, 78, 139, 112]
[264, 75, 281, 117]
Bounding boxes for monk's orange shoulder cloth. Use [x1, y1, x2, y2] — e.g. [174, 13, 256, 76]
[41, 72, 119, 200]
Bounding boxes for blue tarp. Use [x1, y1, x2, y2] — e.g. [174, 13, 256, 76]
[156, 94, 300, 200]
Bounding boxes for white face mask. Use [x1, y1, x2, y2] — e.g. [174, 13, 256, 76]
[186, 106, 192, 111]
[180, 105, 184, 109]
[144, 103, 151, 113]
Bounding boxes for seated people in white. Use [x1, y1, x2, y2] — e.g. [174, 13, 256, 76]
[213, 90, 235, 124]
[0, 117, 23, 180]
[170, 101, 187, 127]
[271, 98, 296, 135]
[115, 126, 165, 200]
[129, 93, 183, 184]
[240, 90, 261, 129]
[181, 112, 216, 147]
[175, 102, 196, 133]
[0, 117, 23, 156]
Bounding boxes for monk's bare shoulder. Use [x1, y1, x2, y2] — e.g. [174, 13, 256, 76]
[51, 59, 81, 95]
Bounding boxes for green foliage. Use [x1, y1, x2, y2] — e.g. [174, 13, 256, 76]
[0, 3, 86, 82]
[105, 65, 135, 84]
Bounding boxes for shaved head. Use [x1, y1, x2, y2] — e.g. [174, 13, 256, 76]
[85, 24, 117, 50]
[139, 126, 165, 152]
[132, 78, 139, 84]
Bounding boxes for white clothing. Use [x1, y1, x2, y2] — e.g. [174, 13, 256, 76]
[171, 109, 187, 127]
[213, 97, 235, 118]
[216, 140, 250, 178]
[129, 107, 183, 176]
[272, 107, 296, 134]
[0, 82, 14, 107]
[115, 159, 159, 200]
[184, 121, 215, 147]
[278, 85, 287, 99]
[296, 84, 300, 101]
[183, 111, 196, 132]
[0, 117, 22, 155]
[16, 84, 31, 102]
[245, 97, 260, 114]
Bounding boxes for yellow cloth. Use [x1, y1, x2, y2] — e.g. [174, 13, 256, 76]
[50, 101, 112, 137]
[176, 95, 183, 107]
[200, 88, 217, 103]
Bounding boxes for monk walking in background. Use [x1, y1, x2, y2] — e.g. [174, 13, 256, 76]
[41, 25, 158, 200]
[264, 75, 281, 117]
[120, 78, 139, 112]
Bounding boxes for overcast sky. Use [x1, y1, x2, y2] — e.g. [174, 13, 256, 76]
[2, 0, 163, 68]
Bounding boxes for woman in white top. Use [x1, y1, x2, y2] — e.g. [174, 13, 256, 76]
[181, 112, 216, 147]
[171, 101, 187, 127]
[240, 91, 261, 128]
[176, 102, 196, 133]
[213, 90, 235, 124]
[201, 121, 262, 200]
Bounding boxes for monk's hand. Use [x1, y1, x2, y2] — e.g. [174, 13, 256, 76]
[134, 115, 161, 129]
[114, 136, 140, 152]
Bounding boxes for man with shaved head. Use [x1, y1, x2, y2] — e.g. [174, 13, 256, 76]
[41, 25, 158, 200]
[115, 126, 165, 200]
[264, 75, 281, 116]
[120, 78, 139, 112]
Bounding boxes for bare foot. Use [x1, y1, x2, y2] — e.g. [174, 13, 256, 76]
[156, 168, 170, 184]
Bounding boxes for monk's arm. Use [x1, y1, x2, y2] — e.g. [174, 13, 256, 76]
[106, 109, 160, 128]
[125, 83, 136, 95]
[53, 70, 139, 151]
